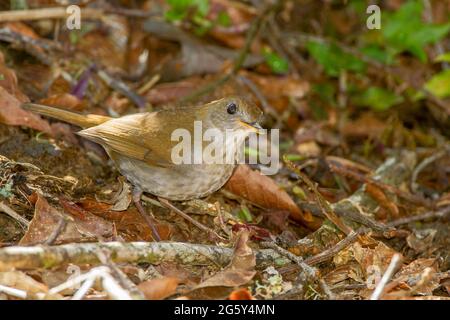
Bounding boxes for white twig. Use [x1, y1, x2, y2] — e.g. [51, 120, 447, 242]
[370, 254, 402, 300]
[0, 202, 30, 227]
[0, 284, 28, 299]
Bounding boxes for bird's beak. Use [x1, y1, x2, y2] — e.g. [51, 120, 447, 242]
[239, 121, 266, 134]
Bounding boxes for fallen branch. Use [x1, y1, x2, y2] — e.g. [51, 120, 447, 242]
[303, 151, 416, 250]
[0, 7, 154, 22]
[388, 206, 450, 227]
[0, 241, 284, 271]
[304, 230, 360, 266]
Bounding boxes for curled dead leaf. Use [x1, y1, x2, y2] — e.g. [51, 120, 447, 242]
[225, 164, 317, 228]
[19, 194, 113, 245]
[194, 230, 256, 289]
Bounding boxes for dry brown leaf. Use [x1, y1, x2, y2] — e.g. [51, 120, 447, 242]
[138, 277, 180, 300]
[0, 87, 52, 134]
[19, 194, 113, 245]
[225, 164, 316, 228]
[195, 230, 256, 289]
[78, 198, 171, 241]
[0, 271, 63, 299]
[365, 183, 399, 219]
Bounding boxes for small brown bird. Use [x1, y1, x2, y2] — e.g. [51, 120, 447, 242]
[23, 97, 263, 239]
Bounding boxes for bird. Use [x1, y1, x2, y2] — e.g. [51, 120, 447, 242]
[23, 96, 264, 240]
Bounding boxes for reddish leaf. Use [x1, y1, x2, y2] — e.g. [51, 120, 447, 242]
[228, 288, 255, 300]
[19, 194, 113, 245]
[138, 277, 180, 300]
[225, 165, 317, 228]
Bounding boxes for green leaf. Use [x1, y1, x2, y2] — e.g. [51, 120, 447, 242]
[424, 70, 450, 99]
[306, 41, 366, 77]
[353, 87, 404, 111]
[164, 8, 187, 22]
[166, 0, 209, 18]
[216, 11, 231, 27]
[0, 73, 4, 81]
[263, 50, 289, 74]
[435, 52, 450, 63]
[381, 1, 450, 62]
[360, 45, 392, 65]
[237, 206, 253, 222]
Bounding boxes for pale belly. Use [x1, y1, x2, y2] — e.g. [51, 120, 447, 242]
[113, 154, 235, 200]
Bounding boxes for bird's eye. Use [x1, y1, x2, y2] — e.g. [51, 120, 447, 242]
[227, 102, 237, 114]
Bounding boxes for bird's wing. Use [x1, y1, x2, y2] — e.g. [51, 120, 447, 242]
[78, 112, 178, 167]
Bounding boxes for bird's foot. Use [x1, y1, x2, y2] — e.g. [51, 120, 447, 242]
[132, 188, 161, 242]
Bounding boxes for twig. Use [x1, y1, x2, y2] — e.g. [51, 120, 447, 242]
[95, 250, 145, 300]
[318, 279, 335, 300]
[388, 206, 450, 227]
[96, 69, 146, 110]
[0, 7, 154, 22]
[260, 241, 316, 280]
[370, 253, 402, 300]
[304, 230, 360, 265]
[0, 242, 258, 271]
[0, 202, 30, 228]
[43, 217, 66, 245]
[298, 201, 394, 234]
[410, 145, 450, 193]
[158, 197, 226, 241]
[328, 160, 432, 208]
[284, 157, 353, 235]
[0, 284, 27, 299]
[49, 266, 133, 300]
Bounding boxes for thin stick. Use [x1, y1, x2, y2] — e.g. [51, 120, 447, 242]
[304, 230, 360, 265]
[0, 284, 27, 299]
[260, 241, 317, 280]
[411, 145, 450, 193]
[0, 7, 154, 22]
[43, 217, 66, 245]
[328, 161, 432, 208]
[370, 254, 402, 300]
[0, 202, 30, 228]
[284, 157, 353, 235]
[158, 197, 226, 241]
[388, 206, 450, 227]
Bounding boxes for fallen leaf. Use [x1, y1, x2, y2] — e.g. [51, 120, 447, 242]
[365, 183, 399, 219]
[195, 230, 256, 289]
[0, 86, 52, 134]
[19, 194, 113, 245]
[225, 164, 317, 228]
[78, 198, 171, 241]
[228, 287, 255, 300]
[0, 271, 62, 299]
[406, 229, 437, 253]
[138, 277, 180, 300]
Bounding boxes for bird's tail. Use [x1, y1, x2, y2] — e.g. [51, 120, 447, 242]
[22, 103, 112, 128]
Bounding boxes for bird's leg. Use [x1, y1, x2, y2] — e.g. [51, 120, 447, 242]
[157, 197, 225, 241]
[132, 188, 161, 242]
